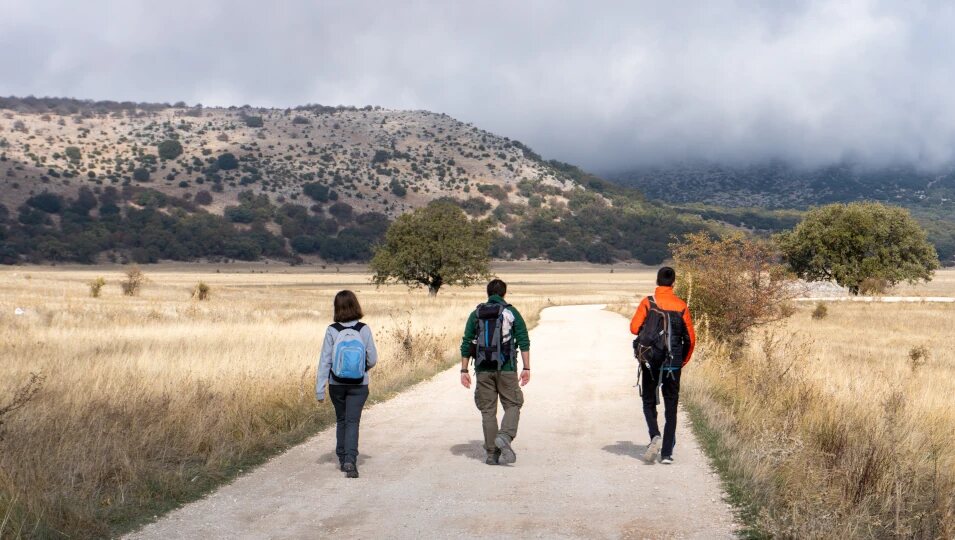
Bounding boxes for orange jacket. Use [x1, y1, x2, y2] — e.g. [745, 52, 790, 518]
[629, 286, 696, 366]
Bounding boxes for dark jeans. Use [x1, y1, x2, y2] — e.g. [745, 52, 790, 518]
[329, 384, 369, 465]
[640, 364, 681, 457]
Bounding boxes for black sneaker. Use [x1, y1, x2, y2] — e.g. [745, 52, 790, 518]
[485, 451, 500, 465]
[661, 455, 674, 465]
[495, 434, 516, 465]
[342, 462, 359, 478]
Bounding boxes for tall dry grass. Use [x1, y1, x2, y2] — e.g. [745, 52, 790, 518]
[684, 300, 955, 538]
[0, 263, 652, 538]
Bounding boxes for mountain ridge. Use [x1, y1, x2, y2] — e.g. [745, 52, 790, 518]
[0, 96, 703, 265]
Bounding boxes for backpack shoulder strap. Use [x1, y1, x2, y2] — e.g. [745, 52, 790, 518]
[331, 322, 364, 333]
[646, 296, 658, 310]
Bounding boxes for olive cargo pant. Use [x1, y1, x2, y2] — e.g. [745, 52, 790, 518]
[474, 371, 524, 453]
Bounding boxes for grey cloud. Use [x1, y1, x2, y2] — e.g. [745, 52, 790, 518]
[2, 0, 954, 171]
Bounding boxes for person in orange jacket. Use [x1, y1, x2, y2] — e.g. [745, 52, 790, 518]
[630, 267, 696, 464]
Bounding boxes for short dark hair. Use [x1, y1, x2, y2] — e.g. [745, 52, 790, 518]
[333, 290, 364, 322]
[657, 267, 676, 287]
[487, 279, 507, 297]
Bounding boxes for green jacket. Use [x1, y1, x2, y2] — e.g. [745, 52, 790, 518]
[460, 295, 530, 372]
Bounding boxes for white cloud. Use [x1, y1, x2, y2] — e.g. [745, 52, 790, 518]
[1, 0, 954, 171]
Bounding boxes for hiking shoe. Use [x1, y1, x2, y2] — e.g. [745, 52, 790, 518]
[495, 433, 516, 465]
[342, 462, 359, 478]
[644, 435, 662, 463]
[485, 451, 500, 465]
[661, 455, 674, 465]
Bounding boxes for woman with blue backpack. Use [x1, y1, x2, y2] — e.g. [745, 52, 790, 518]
[316, 290, 379, 478]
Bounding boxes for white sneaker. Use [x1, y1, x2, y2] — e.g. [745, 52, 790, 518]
[643, 435, 662, 463]
[661, 455, 674, 465]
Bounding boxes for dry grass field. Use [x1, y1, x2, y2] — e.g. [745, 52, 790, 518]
[0, 262, 652, 538]
[679, 281, 955, 538]
[2, 264, 953, 538]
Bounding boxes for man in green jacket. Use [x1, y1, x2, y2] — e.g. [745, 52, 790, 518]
[460, 279, 531, 465]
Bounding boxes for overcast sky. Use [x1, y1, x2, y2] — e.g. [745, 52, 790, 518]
[2, 0, 954, 172]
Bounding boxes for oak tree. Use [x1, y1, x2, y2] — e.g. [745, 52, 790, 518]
[371, 201, 491, 296]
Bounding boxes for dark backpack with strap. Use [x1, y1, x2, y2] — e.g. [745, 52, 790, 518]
[633, 296, 687, 370]
[472, 302, 515, 370]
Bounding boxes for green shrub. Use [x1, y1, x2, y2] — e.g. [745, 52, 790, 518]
[217, 153, 239, 170]
[26, 192, 64, 214]
[389, 178, 406, 197]
[194, 190, 213, 205]
[672, 232, 797, 348]
[303, 182, 330, 202]
[242, 114, 263, 128]
[328, 202, 353, 221]
[157, 139, 183, 160]
[224, 205, 255, 223]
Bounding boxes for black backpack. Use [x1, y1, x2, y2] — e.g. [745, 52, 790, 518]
[633, 296, 687, 370]
[472, 302, 515, 370]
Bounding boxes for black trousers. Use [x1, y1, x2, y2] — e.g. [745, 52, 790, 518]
[640, 364, 681, 457]
[329, 384, 369, 465]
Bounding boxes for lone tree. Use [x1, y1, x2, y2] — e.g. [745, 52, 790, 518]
[371, 201, 492, 296]
[777, 202, 939, 294]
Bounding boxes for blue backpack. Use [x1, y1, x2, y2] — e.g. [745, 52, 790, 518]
[330, 322, 367, 384]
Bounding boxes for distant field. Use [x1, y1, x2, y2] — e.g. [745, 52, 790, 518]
[0, 262, 653, 538]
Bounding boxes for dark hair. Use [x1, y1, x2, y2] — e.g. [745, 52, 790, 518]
[487, 278, 507, 297]
[657, 267, 676, 287]
[333, 290, 363, 322]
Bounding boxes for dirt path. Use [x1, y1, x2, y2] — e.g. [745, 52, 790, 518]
[129, 305, 736, 539]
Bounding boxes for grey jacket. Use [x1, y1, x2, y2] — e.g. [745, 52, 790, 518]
[315, 320, 379, 400]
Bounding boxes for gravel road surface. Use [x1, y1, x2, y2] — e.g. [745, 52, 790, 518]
[129, 304, 736, 539]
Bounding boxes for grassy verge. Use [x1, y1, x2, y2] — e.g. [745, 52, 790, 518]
[680, 330, 954, 539]
[682, 396, 768, 539]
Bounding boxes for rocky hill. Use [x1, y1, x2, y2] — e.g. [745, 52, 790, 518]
[0, 97, 703, 265]
[0, 97, 572, 218]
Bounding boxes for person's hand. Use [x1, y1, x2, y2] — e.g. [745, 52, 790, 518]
[520, 369, 530, 386]
[460, 371, 471, 389]
[316, 395, 325, 403]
